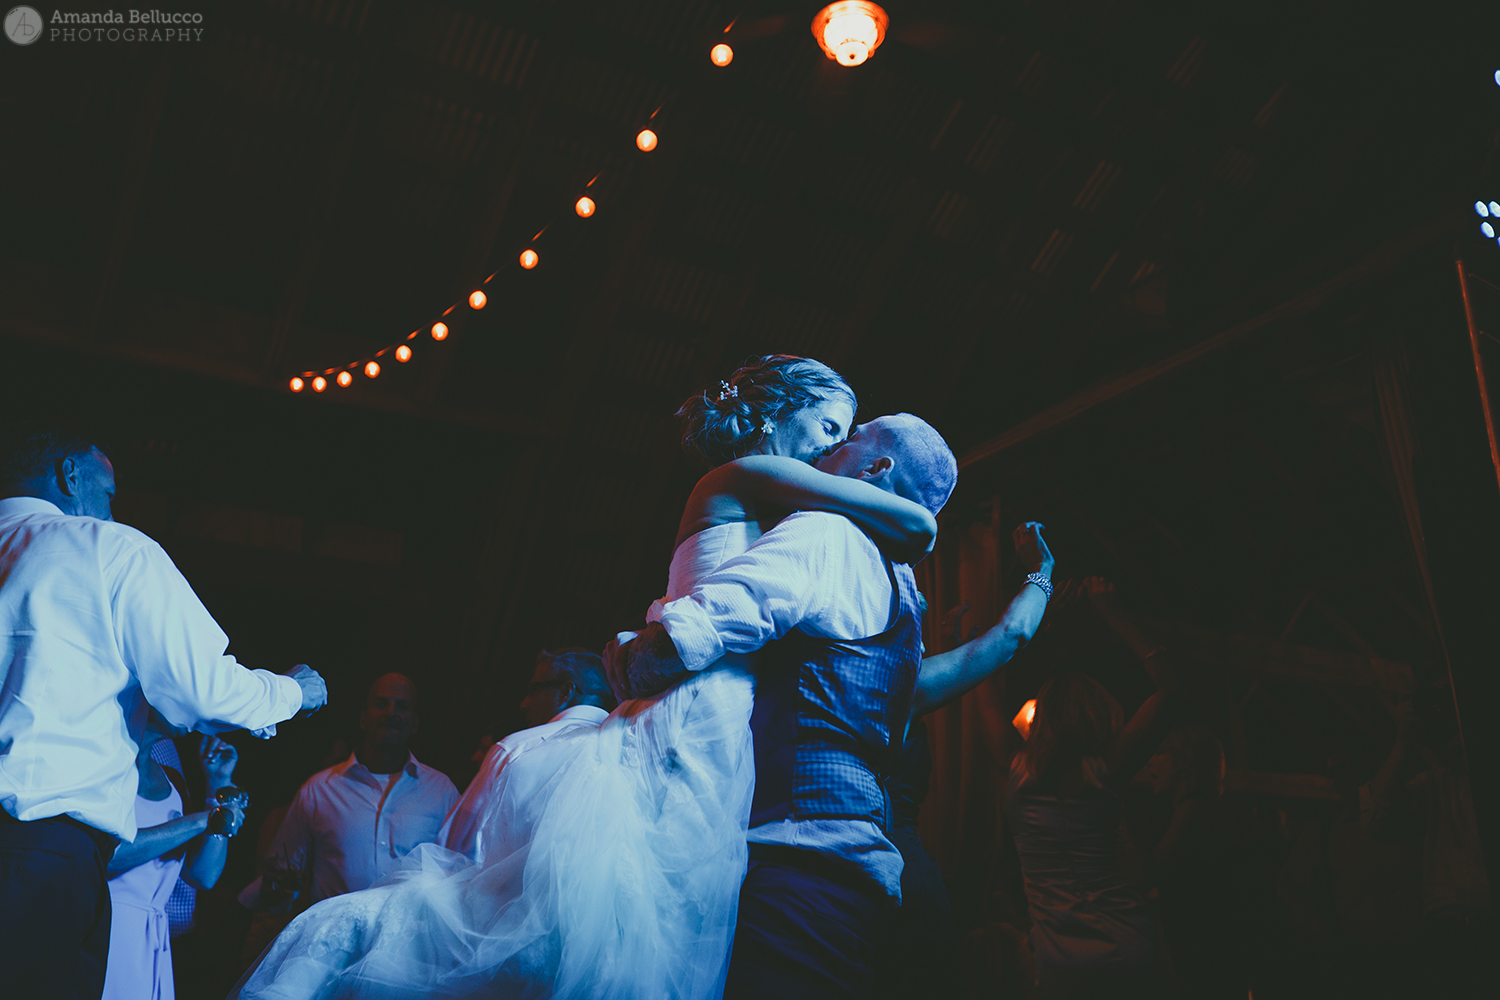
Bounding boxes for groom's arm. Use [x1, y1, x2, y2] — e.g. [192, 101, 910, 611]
[606, 513, 877, 700]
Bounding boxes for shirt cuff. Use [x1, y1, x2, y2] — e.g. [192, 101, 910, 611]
[657, 598, 725, 672]
[249, 672, 305, 738]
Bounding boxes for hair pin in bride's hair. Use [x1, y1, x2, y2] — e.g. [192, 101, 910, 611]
[717, 381, 739, 402]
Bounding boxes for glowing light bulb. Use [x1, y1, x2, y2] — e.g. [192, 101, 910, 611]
[395, 344, 412, 362]
[636, 128, 658, 152]
[711, 43, 733, 67]
[312, 376, 327, 392]
[1490, 201, 1500, 216]
[431, 322, 449, 340]
[469, 290, 487, 309]
[520, 249, 539, 269]
[1013, 698, 1037, 740]
[1485, 223, 1496, 239]
[364, 360, 380, 378]
[289, 377, 305, 392]
[336, 370, 353, 387]
[1495, 69, 1500, 86]
[1478, 201, 1491, 217]
[575, 196, 596, 217]
[812, 2, 888, 67]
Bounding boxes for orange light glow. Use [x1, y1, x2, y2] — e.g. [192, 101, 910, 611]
[312, 376, 327, 392]
[519, 249, 539, 269]
[575, 196, 596, 217]
[395, 344, 412, 362]
[431, 322, 449, 341]
[336, 370, 353, 387]
[710, 43, 734, 67]
[469, 290, 487, 310]
[364, 361, 380, 378]
[1013, 699, 1037, 741]
[812, 1, 888, 67]
[636, 128, 658, 152]
[289, 377, 305, 392]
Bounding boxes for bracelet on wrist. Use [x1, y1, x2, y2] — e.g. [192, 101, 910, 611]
[205, 806, 236, 837]
[1023, 572, 1053, 600]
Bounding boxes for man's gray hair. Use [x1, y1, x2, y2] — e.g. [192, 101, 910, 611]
[539, 647, 617, 709]
[879, 413, 958, 516]
[0, 420, 103, 489]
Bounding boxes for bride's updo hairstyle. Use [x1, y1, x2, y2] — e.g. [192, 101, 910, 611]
[677, 354, 856, 468]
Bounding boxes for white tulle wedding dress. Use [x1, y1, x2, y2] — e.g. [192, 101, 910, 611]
[230, 523, 757, 1000]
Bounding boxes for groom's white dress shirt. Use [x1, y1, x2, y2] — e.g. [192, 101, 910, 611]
[440, 704, 609, 862]
[654, 510, 908, 896]
[269, 752, 459, 903]
[0, 497, 304, 842]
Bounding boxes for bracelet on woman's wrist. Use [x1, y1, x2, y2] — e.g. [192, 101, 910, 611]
[205, 806, 237, 837]
[1023, 572, 1053, 600]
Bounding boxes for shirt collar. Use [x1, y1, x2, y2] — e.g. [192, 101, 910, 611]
[337, 751, 421, 781]
[0, 496, 64, 520]
[548, 704, 610, 726]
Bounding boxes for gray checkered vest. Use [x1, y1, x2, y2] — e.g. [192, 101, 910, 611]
[748, 558, 924, 830]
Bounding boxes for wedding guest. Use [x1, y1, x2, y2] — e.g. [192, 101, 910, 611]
[0, 420, 326, 1000]
[441, 648, 617, 862]
[1005, 578, 1181, 1000]
[148, 733, 240, 940]
[259, 673, 458, 909]
[102, 715, 249, 1000]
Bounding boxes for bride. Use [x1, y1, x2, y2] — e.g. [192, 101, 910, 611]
[230, 355, 937, 1000]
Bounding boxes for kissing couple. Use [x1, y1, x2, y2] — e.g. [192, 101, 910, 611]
[231, 354, 1054, 1000]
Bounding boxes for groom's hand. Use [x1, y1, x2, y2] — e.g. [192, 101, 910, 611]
[604, 623, 691, 701]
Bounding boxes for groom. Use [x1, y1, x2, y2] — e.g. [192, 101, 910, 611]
[607, 412, 960, 1000]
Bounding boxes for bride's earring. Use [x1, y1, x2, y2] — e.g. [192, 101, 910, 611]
[760, 418, 775, 436]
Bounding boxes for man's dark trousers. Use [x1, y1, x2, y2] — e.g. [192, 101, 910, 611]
[0, 812, 115, 999]
[724, 853, 889, 1000]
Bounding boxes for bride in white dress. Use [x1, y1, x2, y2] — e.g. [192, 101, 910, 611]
[229, 356, 936, 1000]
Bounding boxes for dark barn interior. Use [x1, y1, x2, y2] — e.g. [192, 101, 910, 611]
[3, 0, 1498, 997]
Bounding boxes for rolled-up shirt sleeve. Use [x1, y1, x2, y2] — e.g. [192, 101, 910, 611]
[110, 538, 302, 736]
[656, 512, 888, 670]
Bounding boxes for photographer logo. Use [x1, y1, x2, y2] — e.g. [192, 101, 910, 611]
[5, 5, 43, 45]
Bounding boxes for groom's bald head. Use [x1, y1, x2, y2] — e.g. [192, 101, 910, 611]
[818, 413, 958, 516]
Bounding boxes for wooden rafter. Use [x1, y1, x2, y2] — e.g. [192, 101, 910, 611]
[260, 0, 401, 379]
[956, 208, 1466, 470]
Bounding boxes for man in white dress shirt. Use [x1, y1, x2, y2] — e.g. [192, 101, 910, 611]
[610, 414, 1055, 1000]
[0, 422, 328, 1000]
[262, 673, 459, 907]
[441, 648, 616, 862]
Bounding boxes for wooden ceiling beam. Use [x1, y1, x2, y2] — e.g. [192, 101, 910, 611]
[956, 208, 1466, 470]
[261, 0, 402, 381]
[0, 257, 544, 438]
